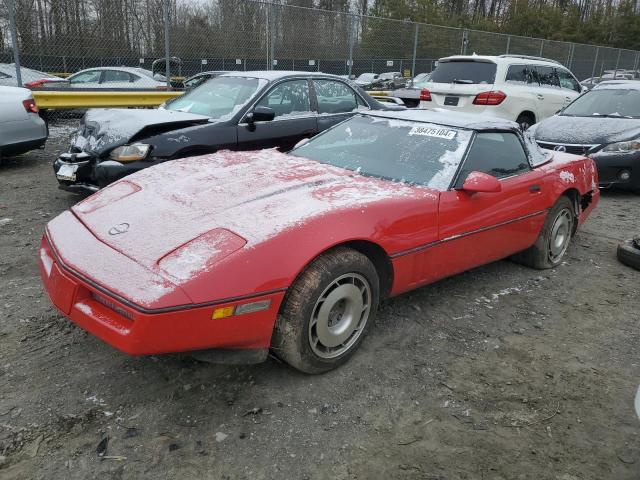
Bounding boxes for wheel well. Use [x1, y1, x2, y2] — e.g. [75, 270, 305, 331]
[341, 240, 394, 299]
[561, 188, 581, 234]
[517, 111, 536, 123]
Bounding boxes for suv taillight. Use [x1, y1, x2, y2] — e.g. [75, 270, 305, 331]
[23, 99, 39, 114]
[419, 88, 432, 101]
[473, 90, 506, 106]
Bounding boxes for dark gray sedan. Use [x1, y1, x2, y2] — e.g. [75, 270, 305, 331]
[532, 82, 640, 193]
[53, 71, 395, 193]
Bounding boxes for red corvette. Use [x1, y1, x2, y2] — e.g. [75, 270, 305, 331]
[39, 110, 599, 373]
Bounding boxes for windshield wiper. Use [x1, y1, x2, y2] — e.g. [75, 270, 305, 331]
[452, 79, 474, 84]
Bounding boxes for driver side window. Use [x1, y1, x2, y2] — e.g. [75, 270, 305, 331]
[256, 80, 311, 118]
[456, 132, 530, 187]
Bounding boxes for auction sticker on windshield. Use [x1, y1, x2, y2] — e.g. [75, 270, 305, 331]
[408, 126, 457, 140]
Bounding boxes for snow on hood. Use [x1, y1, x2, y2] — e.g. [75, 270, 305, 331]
[72, 108, 210, 155]
[533, 115, 640, 146]
[73, 149, 434, 270]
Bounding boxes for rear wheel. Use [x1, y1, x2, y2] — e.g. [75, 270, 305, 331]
[516, 113, 535, 131]
[271, 247, 379, 374]
[512, 196, 575, 269]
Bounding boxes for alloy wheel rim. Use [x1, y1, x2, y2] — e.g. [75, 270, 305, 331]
[308, 273, 371, 359]
[549, 208, 573, 263]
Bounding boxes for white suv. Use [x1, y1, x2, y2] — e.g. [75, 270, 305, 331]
[417, 54, 583, 129]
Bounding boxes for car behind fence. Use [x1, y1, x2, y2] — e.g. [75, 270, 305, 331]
[1, 0, 638, 94]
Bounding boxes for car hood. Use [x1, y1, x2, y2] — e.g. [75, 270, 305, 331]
[71, 149, 428, 273]
[533, 115, 640, 146]
[72, 108, 210, 155]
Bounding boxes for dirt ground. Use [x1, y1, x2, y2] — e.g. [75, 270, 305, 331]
[0, 120, 639, 480]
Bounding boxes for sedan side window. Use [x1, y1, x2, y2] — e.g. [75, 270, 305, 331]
[69, 71, 101, 84]
[256, 79, 311, 118]
[102, 70, 132, 83]
[313, 79, 361, 114]
[556, 68, 581, 93]
[456, 132, 530, 186]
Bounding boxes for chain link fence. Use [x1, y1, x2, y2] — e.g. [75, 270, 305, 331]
[2, 0, 640, 97]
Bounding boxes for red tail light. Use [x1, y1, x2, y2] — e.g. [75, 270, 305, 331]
[473, 90, 506, 106]
[419, 88, 432, 101]
[24, 79, 50, 89]
[23, 99, 39, 114]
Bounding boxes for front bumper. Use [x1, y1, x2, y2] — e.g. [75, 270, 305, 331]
[39, 229, 284, 356]
[53, 153, 155, 193]
[591, 152, 640, 191]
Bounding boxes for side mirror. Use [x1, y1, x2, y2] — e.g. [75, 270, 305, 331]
[581, 85, 588, 93]
[460, 171, 502, 194]
[247, 106, 275, 124]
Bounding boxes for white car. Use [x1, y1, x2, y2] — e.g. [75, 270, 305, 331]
[0, 64, 67, 88]
[0, 86, 47, 160]
[66, 67, 168, 89]
[417, 54, 582, 129]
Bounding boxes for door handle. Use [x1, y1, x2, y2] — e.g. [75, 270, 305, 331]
[536, 94, 544, 99]
[565, 96, 572, 101]
[529, 184, 541, 193]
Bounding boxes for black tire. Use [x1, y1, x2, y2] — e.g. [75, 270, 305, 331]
[516, 113, 535, 131]
[617, 238, 640, 271]
[511, 196, 576, 269]
[271, 247, 379, 374]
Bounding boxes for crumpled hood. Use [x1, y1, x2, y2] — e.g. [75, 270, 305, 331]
[71, 149, 427, 271]
[533, 115, 640, 146]
[72, 108, 210, 155]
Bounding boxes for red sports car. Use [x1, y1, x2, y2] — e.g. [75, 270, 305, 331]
[39, 110, 599, 373]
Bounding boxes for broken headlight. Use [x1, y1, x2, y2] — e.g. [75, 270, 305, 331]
[109, 144, 150, 163]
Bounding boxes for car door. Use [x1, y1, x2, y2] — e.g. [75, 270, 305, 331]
[431, 131, 550, 280]
[100, 70, 134, 89]
[236, 78, 317, 151]
[503, 64, 539, 121]
[532, 65, 565, 119]
[68, 70, 102, 89]
[313, 79, 369, 133]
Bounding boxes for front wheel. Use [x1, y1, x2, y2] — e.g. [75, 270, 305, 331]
[271, 247, 379, 374]
[512, 196, 576, 269]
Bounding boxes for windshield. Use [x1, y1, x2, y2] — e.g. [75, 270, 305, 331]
[357, 73, 377, 82]
[561, 89, 640, 118]
[430, 60, 496, 84]
[166, 76, 266, 119]
[290, 115, 473, 190]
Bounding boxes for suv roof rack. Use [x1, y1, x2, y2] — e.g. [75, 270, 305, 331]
[498, 54, 562, 65]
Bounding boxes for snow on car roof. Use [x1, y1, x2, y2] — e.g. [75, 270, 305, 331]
[593, 80, 640, 90]
[363, 108, 519, 131]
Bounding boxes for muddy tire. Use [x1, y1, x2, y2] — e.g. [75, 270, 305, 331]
[271, 247, 379, 374]
[617, 237, 640, 271]
[512, 196, 576, 269]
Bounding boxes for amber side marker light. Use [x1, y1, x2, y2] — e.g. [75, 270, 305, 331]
[212, 300, 271, 320]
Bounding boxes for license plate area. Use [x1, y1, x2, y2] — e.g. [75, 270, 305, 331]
[57, 163, 79, 181]
[444, 96, 459, 106]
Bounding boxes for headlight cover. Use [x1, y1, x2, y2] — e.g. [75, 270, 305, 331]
[602, 139, 640, 153]
[109, 144, 150, 162]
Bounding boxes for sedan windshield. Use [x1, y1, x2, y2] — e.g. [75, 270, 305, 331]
[561, 88, 640, 118]
[290, 115, 472, 190]
[166, 76, 266, 119]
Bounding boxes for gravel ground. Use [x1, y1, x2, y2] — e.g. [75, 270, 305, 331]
[1, 121, 639, 479]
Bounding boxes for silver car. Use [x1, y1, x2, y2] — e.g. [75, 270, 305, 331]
[0, 64, 67, 88]
[66, 67, 168, 89]
[0, 86, 48, 160]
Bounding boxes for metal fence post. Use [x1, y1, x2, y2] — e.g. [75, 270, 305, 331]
[7, 0, 22, 86]
[269, 5, 277, 70]
[505, 35, 511, 54]
[411, 23, 419, 77]
[163, 0, 171, 89]
[347, 14, 355, 78]
[591, 47, 600, 78]
[539, 39, 544, 57]
[614, 49, 621, 76]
